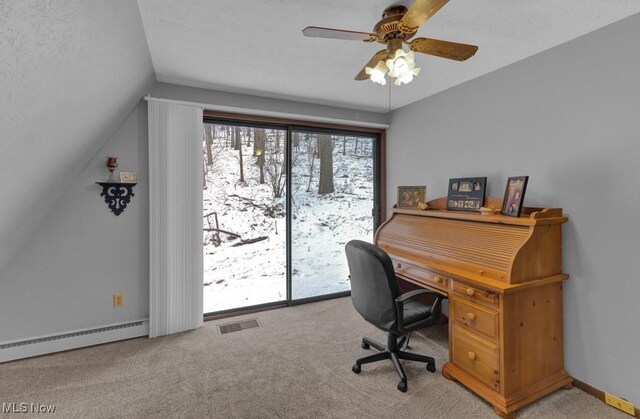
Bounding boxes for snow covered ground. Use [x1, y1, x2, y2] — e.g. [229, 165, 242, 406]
[203, 125, 375, 313]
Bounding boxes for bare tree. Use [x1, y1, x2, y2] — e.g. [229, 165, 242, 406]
[235, 126, 245, 183]
[292, 131, 300, 150]
[255, 129, 265, 184]
[318, 134, 334, 194]
[205, 125, 214, 166]
[305, 135, 317, 192]
[233, 126, 241, 150]
[265, 131, 286, 198]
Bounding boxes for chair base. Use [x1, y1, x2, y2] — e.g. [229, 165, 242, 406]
[352, 335, 436, 392]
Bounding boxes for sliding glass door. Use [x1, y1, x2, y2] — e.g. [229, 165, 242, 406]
[203, 119, 380, 314]
[290, 130, 377, 300]
[202, 123, 287, 313]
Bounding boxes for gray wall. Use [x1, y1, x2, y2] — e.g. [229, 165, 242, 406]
[387, 14, 640, 404]
[149, 83, 389, 128]
[0, 83, 387, 343]
[0, 102, 149, 340]
[0, 0, 155, 273]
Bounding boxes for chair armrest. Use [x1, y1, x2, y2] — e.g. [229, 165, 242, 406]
[395, 289, 446, 330]
[396, 288, 442, 303]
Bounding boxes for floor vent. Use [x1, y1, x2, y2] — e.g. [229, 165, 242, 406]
[0, 321, 146, 350]
[218, 319, 260, 335]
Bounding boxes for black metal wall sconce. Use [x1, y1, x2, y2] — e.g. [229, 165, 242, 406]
[96, 156, 137, 216]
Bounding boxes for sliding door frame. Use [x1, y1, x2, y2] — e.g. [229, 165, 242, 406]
[203, 110, 386, 320]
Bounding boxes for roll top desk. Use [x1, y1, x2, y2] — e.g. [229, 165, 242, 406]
[375, 197, 571, 418]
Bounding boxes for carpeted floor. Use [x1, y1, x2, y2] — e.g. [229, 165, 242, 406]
[0, 297, 624, 418]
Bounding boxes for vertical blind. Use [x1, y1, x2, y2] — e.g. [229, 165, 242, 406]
[147, 98, 203, 338]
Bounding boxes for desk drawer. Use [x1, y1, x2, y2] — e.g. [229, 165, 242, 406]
[392, 259, 448, 293]
[452, 280, 499, 307]
[451, 298, 499, 340]
[451, 324, 500, 392]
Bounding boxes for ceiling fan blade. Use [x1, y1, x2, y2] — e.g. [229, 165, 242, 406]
[410, 38, 478, 61]
[302, 26, 377, 42]
[399, 0, 449, 32]
[355, 49, 388, 80]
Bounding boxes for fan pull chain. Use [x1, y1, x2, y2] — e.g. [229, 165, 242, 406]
[388, 79, 391, 113]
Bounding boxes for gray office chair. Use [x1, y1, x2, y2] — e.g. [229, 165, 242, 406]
[345, 239, 444, 392]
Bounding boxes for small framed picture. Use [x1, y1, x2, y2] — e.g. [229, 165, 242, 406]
[501, 176, 529, 217]
[397, 186, 426, 209]
[447, 177, 487, 212]
[119, 171, 137, 183]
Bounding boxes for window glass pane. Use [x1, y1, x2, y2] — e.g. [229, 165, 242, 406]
[290, 132, 376, 299]
[203, 123, 286, 313]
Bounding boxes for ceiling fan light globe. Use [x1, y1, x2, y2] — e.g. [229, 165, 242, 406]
[366, 61, 388, 85]
[369, 71, 387, 85]
[395, 72, 415, 85]
[386, 47, 418, 79]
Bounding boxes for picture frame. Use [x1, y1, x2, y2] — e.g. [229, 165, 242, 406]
[501, 176, 529, 217]
[447, 177, 487, 212]
[397, 186, 426, 209]
[119, 171, 137, 183]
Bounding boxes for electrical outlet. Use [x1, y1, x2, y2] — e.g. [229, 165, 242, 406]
[113, 293, 124, 308]
[605, 392, 635, 416]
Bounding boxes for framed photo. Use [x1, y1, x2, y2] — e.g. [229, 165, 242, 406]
[397, 186, 426, 209]
[119, 171, 137, 183]
[447, 177, 487, 212]
[501, 176, 529, 217]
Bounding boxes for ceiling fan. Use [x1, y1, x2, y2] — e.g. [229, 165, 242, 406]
[302, 0, 478, 86]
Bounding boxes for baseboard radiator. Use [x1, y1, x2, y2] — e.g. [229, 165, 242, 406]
[0, 319, 149, 363]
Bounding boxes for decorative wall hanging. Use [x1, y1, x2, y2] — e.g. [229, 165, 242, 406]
[96, 182, 136, 216]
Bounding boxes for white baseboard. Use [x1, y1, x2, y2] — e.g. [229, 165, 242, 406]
[0, 319, 149, 363]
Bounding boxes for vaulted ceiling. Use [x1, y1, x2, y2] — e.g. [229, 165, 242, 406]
[136, 0, 640, 112]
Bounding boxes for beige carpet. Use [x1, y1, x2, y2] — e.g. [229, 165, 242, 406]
[0, 297, 624, 419]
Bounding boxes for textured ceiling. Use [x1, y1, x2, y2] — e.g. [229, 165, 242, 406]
[137, 0, 640, 113]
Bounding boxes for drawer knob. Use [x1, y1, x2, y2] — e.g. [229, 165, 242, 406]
[468, 351, 477, 360]
[467, 312, 476, 321]
[395, 263, 402, 269]
[434, 276, 443, 284]
[466, 287, 475, 296]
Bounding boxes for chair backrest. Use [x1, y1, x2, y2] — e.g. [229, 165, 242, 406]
[345, 240, 401, 332]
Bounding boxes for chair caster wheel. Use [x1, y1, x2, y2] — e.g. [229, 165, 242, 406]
[352, 364, 361, 374]
[397, 380, 407, 392]
[426, 362, 436, 373]
[361, 342, 370, 350]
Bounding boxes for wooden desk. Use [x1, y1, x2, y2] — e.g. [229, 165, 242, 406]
[375, 197, 571, 418]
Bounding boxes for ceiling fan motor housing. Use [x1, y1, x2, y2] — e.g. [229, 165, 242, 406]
[373, 6, 417, 42]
